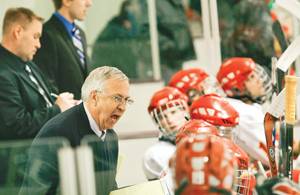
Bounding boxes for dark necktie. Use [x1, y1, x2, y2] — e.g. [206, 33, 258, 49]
[100, 130, 105, 141]
[25, 64, 52, 108]
[72, 26, 86, 69]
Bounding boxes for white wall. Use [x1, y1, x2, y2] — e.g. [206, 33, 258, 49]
[114, 81, 164, 134]
[0, 1, 34, 39]
[0, 1, 55, 40]
[0, 0, 122, 45]
[86, 0, 124, 45]
[117, 138, 157, 187]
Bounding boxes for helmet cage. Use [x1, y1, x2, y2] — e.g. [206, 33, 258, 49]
[175, 119, 219, 144]
[222, 139, 254, 195]
[201, 76, 227, 97]
[217, 126, 233, 140]
[235, 169, 255, 195]
[186, 76, 226, 104]
[151, 99, 190, 136]
[249, 64, 273, 104]
[224, 64, 273, 104]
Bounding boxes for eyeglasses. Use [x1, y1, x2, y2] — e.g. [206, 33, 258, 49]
[110, 94, 134, 106]
[96, 90, 134, 106]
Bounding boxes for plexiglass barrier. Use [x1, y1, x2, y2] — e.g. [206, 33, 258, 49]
[0, 137, 70, 195]
[81, 134, 170, 195]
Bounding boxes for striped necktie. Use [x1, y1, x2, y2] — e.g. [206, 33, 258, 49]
[25, 64, 53, 108]
[72, 26, 86, 69]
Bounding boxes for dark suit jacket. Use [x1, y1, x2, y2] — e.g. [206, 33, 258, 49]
[0, 45, 60, 140]
[33, 15, 89, 99]
[21, 103, 118, 195]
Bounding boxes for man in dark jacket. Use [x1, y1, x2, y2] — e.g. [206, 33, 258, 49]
[33, 0, 92, 99]
[0, 7, 77, 191]
[20, 66, 132, 195]
[0, 7, 76, 140]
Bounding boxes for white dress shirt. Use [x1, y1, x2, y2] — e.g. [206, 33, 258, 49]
[83, 103, 106, 141]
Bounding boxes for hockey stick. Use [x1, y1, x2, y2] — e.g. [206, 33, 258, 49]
[272, 17, 288, 177]
[283, 75, 297, 179]
[264, 113, 278, 177]
[264, 20, 300, 177]
[264, 0, 300, 177]
[263, 4, 290, 176]
[266, 78, 300, 119]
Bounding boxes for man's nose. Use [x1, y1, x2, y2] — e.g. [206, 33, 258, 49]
[36, 40, 41, 49]
[117, 101, 126, 111]
[165, 116, 173, 124]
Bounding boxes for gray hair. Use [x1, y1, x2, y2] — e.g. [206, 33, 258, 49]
[81, 66, 129, 101]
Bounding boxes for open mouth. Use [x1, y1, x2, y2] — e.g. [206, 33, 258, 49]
[110, 114, 120, 122]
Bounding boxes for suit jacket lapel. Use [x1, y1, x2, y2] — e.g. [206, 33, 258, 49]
[51, 16, 87, 74]
[0, 45, 42, 97]
[19, 69, 43, 95]
[28, 62, 53, 103]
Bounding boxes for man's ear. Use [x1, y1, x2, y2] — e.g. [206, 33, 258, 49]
[12, 24, 23, 40]
[62, 0, 73, 7]
[89, 91, 98, 106]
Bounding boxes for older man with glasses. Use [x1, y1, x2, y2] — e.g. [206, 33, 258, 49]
[20, 66, 133, 195]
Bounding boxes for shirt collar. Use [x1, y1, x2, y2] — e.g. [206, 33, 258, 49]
[0, 44, 29, 67]
[53, 12, 75, 38]
[83, 103, 106, 140]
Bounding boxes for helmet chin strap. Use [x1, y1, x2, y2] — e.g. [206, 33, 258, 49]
[175, 178, 232, 195]
[209, 186, 232, 195]
[231, 94, 266, 104]
[175, 178, 188, 195]
[159, 131, 176, 145]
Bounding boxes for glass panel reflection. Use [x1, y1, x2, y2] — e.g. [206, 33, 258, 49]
[217, 0, 275, 72]
[0, 138, 69, 195]
[81, 135, 119, 195]
[90, 0, 153, 81]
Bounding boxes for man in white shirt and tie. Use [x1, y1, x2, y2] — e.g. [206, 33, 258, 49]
[21, 66, 133, 195]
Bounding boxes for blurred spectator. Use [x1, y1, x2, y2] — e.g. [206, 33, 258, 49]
[92, 0, 153, 80]
[139, 0, 196, 82]
[223, 0, 275, 71]
[193, 0, 275, 71]
[95, 0, 139, 40]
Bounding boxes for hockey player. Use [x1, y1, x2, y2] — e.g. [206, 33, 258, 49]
[190, 94, 256, 194]
[216, 57, 272, 165]
[175, 119, 218, 144]
[168, 68, 225, 105]
[143, 86, 190, 180]
[217, 57, 272, 104]
[171, 135, 237, 195]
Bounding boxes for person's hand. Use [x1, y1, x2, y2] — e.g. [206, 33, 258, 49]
[55, 92, 77, 112]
